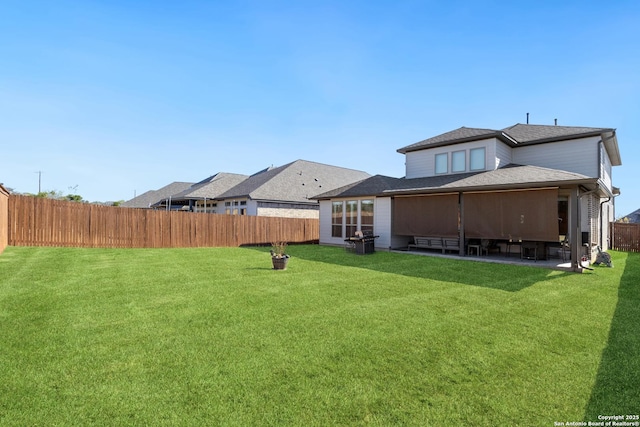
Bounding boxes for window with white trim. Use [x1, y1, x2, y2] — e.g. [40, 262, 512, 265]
[360, 200, 374, 234]
[346, 200, 358, 238]
[452, 150, 466, 173]
[331, 202, 343, 237]
[470, 147, 486, 171]
[435, 153, 448, 174]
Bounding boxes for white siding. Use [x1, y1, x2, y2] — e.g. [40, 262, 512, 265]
[600, 143, 613, 192]
[495, 140, 512, 169]
[374, 197, 392, 249]
[318, 200, 342, 246]
[247, 200, 258, 216]
[405, 150, 433, 178]
[512, 136, 600, 177]
[318, 197, 395, 249]
[405, 138, 499, 179]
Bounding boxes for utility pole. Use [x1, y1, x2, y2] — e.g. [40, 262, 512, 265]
[35, 171, 42, 193]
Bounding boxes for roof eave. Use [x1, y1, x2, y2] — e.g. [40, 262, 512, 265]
[382, 178, 598, 196]
[397, 133, 505, 154]
[252, 198, 318, 204]
[312, 191, 388, 200]
[515, 129, 613, 146]
[602, 130, 622, 166]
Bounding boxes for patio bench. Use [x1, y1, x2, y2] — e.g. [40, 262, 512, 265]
[443, 238, 460, 253]
[408, 236, 458, 254]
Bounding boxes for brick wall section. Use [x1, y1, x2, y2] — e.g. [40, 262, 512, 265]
[257, 207, 319, 219]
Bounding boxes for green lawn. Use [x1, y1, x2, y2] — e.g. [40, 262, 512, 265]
[0, 245, 638, 426]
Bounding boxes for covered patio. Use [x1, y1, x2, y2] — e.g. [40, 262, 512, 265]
[390, 181, 589, 273]
[394, 245, 578, 272]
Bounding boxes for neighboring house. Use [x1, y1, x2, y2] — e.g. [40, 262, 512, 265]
[620, 208, 640, 223]
[121, 182, 194, 209]
[151, 173, 249, 212]
[213, 159, 371, 218]
[313, 124, 622, 272]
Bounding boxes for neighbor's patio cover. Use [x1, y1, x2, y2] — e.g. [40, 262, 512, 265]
[393, 193, 459, 238]
[463, 188, 559, 242]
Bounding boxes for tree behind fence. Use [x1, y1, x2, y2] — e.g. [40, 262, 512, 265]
[8, 195, 319, 248]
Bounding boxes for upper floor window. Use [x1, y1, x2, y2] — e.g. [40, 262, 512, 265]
[452, 150, 466, 173]
[435, 153, 448, 174]
[470, 147, 486, 171]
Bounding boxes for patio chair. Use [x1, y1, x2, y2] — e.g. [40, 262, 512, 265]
[560, 239, 571, 262]
[480, 239, 500, 256]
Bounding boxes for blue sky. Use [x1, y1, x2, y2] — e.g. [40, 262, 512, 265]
[1, 0, 638, 217]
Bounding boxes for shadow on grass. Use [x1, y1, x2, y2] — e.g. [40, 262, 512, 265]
[584, 251, 640, 419]
[248, 245, 574, 292]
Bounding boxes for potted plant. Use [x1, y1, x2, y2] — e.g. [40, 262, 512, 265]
[270, 242, 290, 270]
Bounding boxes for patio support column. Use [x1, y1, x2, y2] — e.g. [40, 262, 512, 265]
[570, 187, 580, 272]
[459, 192, 465, 256]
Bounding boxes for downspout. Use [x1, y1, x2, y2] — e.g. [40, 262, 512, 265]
[459, 192, 465, 256]
[600, 196, 610, 250]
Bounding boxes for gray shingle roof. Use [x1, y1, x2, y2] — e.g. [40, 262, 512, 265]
[311, 175, 403, 199]
[386, 164, 594, 194]
[162, 173, 249, 201]
[621, 208, 640, 223]
[397, 127, 502, 153]
[313, 164, 595, 199]
[120, 181, 194, 208]
[501, 123, 613, 144]
[397, 123, 614, 153]
[216, 159, 371, 203]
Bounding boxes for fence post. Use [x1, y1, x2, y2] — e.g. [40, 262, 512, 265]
[0, 185, 9, 253]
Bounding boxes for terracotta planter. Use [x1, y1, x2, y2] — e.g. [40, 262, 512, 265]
[271, 256, 289, 270]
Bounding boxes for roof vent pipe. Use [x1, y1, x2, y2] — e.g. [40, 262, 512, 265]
[526, 112, 529, 124]
[555, 118, 558, 126]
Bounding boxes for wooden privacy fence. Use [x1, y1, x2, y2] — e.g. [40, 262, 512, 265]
[8, 195, 319, 249]
[610, 222, 640, 253]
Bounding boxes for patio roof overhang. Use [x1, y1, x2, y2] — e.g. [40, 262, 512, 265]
[382, 178, 599, 197]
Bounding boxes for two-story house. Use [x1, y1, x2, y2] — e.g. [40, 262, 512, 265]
[312, 124, 622, 272]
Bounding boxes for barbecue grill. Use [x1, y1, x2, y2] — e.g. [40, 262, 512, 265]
[344, 230, 379, 255]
